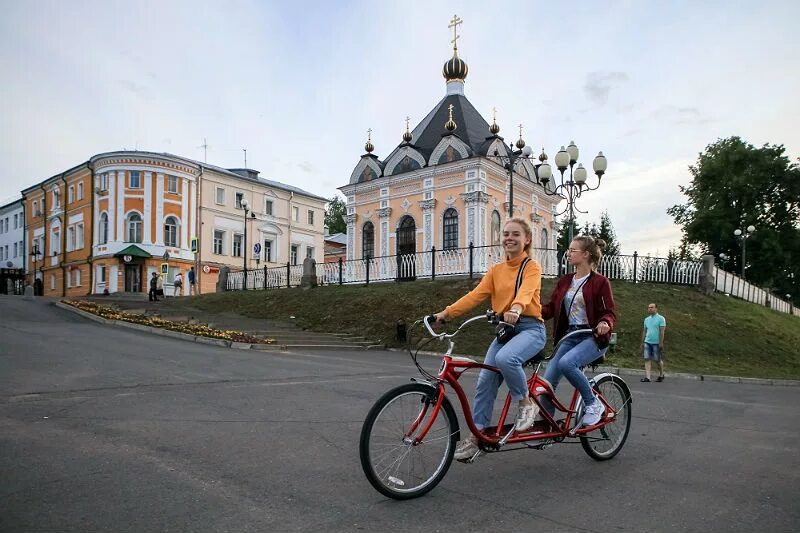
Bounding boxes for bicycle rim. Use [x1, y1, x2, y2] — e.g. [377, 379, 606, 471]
[360, 385, 457, 499]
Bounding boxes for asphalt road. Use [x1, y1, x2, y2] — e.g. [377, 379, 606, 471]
[1, 296, 798, 533]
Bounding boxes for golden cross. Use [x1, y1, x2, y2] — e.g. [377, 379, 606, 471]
[518, 124, 524, 139]
[405, 116, 410, 131]
[448, 14, 463, 53]
[492, 107, 497, 122]
[448, 104, 455, 121]
[367, 128, 372, 141]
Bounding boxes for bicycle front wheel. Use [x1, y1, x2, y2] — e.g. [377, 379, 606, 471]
[580, 374, 632, 461]
[359, 383, 459, 500]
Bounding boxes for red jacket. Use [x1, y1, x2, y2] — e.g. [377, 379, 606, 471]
[542, 272, 617, 348]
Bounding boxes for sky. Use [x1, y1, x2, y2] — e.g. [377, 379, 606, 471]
[1, 0, 798, 255]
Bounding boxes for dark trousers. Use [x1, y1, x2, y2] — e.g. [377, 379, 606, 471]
[149, 288, 159, 301]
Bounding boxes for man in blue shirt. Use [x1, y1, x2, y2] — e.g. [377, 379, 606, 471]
[641, 303, 666, 382]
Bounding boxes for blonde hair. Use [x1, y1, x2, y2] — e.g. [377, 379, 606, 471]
[572, 235, 606, 268]
[504, 217, 533, 255]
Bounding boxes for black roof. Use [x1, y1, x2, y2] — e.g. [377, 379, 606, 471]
[408, 93, 493, 160]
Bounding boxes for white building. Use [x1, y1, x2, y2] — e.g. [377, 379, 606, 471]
[0, 199, 25, 270]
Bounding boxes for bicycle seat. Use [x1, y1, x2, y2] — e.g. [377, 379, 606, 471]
[523, 349, 547, 366]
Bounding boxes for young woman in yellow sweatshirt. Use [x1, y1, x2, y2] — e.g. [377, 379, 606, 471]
[433, 217, 546, 462]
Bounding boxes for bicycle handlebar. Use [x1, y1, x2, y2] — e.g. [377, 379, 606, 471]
[422, 310, 514, 340]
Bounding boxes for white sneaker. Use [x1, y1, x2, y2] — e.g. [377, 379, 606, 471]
[580, 397, 605, 427]
[454, 439, 480, 462]
[515, 402, 539, 432]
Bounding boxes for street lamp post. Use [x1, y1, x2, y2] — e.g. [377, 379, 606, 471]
[240, 198, 256, 290]
[734, 225, 755, 279]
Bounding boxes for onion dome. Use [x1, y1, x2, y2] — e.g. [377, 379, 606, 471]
[365, 128, 374, 153]
[402, 117, 413, 143]
[539, 148, 548, 162]
[443, 54, 468, 82]
[515, 124, 526, 149]
[444, 104, 457, 132]
[489, 118, 500, 135]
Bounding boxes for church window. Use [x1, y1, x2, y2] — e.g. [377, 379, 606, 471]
[443, 208, 458, 250]
[491, 210, 501, 246]
[362, 222, 375, 259]
[541, 228, 549, 249]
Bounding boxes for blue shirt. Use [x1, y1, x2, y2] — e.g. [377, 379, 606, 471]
[643, 313, 666, 344]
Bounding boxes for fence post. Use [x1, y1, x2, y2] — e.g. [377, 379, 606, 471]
[286, 262, 290, 288]
[632, 251, 638, 283]
[264, 265, 267, 289]
[469, 242, 474, 279]
[338, 257, 343, 285]
[365, 256, 371, 285]
[431, 246, 436, 281]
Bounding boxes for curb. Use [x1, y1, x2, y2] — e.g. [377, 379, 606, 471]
[383, 347, 799, 387]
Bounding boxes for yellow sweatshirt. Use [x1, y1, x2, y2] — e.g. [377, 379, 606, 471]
[446, 253, 543, 319]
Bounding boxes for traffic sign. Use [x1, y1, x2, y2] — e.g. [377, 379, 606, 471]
[253, 242, 262, 255]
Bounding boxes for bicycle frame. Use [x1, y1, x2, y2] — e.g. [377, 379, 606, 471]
[412, 317, 617, 449]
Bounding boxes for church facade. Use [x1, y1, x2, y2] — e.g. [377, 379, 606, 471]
[338, 18, 560, 278]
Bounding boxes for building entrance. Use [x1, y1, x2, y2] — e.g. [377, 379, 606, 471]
[124, 264, 142, 292]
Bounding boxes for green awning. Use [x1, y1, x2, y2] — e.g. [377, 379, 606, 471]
[114, 245, 152, 259]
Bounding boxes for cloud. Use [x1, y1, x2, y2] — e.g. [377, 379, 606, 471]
[584, 71, 629, 106]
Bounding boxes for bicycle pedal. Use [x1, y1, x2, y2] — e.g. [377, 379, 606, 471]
[527, 440, 553, 450]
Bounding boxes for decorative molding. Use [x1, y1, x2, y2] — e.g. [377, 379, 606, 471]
[429, 136, 471, 166]
[418, 199, 437, 211]
[346, 213, 359, 224]
[461, 191, 490, 205]
[445, 195, 456, 207]
[401, 199, 411, 213]
[383, 146, 426, 177]
[376, 207, 392, 218]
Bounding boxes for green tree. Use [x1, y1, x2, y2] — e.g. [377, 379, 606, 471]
[324, 195, 347, 234]
[557, 211, 621, 256]
[667, 136, 800, 296]
[556, 216, 580, 255]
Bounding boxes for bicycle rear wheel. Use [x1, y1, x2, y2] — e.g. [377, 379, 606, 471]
[580, 374, 632, 460]
[359, 383, 459, 499]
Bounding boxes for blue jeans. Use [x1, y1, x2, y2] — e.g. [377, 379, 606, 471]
[541, 331, 607, 413]
[473, 318, 546, 430]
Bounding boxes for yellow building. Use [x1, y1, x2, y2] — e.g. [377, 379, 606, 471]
[339, 19, 560, 279]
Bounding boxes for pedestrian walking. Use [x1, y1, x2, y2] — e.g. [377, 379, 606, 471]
[148, 272, 159, 302]
[173, 270, 183, 296]
[641, 303, 666, 382]
[188, 266, 196, 295]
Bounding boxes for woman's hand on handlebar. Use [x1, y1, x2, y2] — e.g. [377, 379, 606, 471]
[595, 321, 611, 335]
[502, 306, 522, 325]
[432, 310, 449, 324]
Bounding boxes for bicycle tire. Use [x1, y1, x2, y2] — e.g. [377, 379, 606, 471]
[580, 374, 632, 461]
[359, 383, 460, 500]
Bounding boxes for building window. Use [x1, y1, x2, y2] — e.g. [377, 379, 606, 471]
[50, 273, 55, 290]
[213, 230, 224, 254]
[264, 199, 273, 216]
[541, 228, 548, 249]
[13, 214, 17, 229]
[130, 171, 141, 189]
[127, 213, 142, 243]
[443, 208, 459, 250]
[33, 200, 39, 217]
[67, 226, 75, 251]
[76, 223, 84, 249]
[100, 173, 109, 191]
[99, 213, 109, 244]
[290, 244, 298, 266]
[362, 221, 374, 258]
[232, 233, 243, 257]
[75, 269, 81, 286]
[66, 270, 71, 288]
[167, 175, 178, 193]
[235, 192, 244, 209]
[491, 210, 501, 246]
[13, 242, 17, 257]
[306, 246, 315, 259]
[68, 186, 74, 204]
[77, 182, 84, 200]
[292, 206, 299, 222]
[51, 228, 60, 255]
[215, 187, 225, 205]
[264, 240, 273, 262]
[164, 216, 179, 247]
[307, 210, 314, 225]
[53, 189, 60, 208]
[100, 265, 107, 283]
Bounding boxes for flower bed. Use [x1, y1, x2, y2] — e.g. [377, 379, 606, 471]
[62, 300, 274, 345]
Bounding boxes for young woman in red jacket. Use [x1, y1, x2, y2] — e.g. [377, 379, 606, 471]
[540, 236, 617, 427]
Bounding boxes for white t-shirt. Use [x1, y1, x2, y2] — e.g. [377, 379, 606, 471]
[564, 273, 590, 325]
[174, 273, 183, 284]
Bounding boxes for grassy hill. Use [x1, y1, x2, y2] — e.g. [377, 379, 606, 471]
[181, 277, 800, 379]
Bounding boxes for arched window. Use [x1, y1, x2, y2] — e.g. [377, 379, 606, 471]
[491, 210, 501, 246]
[362, 221, 374, 259]
[164, 216, 179, 247]
[127, 213, 142, 243]
[99, 213, 108, 245]
[443, 208, 458, 250]
[541, 228, 549, 249]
